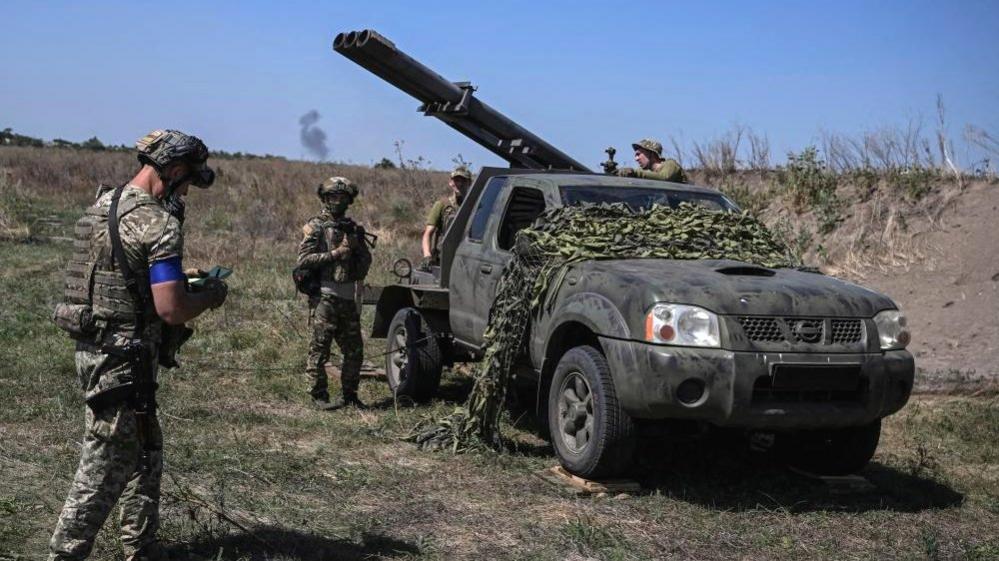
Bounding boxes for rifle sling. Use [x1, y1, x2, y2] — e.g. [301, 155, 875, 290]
[108, 184, 150, 341]
[106, 185, 160, 464]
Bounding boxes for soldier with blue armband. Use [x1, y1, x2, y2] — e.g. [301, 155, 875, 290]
[49, 130, 227, 561]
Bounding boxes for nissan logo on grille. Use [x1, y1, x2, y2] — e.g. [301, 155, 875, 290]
[793, 320, 823, 343]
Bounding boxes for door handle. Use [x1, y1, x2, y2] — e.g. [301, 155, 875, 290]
[479, 264, 493, 274]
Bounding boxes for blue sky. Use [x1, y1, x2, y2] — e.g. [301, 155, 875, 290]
[2, 1, 997, 171]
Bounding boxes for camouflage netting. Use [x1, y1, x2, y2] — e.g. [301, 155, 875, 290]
[410, 202, 802, 452]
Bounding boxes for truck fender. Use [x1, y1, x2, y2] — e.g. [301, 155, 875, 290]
[371, 285, 415, 338]
[542, 291, 631, 349]
[372, 285, 450, 338]
[537, 291, 631, 373]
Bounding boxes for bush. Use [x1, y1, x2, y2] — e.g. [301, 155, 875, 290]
[769, 217, 813, 262]
[777, 147, 842, 233]
[719, 178, 773, 216]
[888, 166, 937, 201]
[1, 128, 44, 148]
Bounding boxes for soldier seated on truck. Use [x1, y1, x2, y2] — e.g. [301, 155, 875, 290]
[420, 165, 472, 270]
[616, 138, 688, 183]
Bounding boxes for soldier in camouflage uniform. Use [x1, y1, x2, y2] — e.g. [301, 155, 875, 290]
[616, 138, 688, 183]
[48, 130, 228, 560]
[420, 165, 472, 269]
[298, 176, 371, 410]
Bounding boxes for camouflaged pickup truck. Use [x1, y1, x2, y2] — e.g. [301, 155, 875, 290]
[370, 168, 915, 478]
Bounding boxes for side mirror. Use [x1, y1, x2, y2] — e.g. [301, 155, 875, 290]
[392, 258, 413, 281]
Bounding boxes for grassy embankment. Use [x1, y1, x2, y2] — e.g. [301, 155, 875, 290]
[1, 146, 997, 559]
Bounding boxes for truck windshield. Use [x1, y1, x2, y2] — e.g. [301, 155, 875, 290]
[560, 185, 738, 213]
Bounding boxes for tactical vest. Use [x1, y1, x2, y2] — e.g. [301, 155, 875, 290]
[311, 216, 371, 284]
[61, 186, 160, 338]
[309, 219, 349, 284]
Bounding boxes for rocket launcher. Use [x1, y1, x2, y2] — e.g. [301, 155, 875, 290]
[333, 29, 591, 172]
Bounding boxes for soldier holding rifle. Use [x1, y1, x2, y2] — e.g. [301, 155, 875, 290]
[297, 176, 372, 410]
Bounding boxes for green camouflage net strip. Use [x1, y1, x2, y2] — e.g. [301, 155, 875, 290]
[409, 203, 801, 452]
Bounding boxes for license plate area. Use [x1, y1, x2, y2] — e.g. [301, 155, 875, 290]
[769, 364, 862, 391]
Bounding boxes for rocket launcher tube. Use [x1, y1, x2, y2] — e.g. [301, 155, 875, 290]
[333, 29, 591, 172]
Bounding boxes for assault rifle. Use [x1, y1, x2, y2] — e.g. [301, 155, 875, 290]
[292, 217, 375, 298]
[336, 216, 377, 249]
[333, 29, 591, 172]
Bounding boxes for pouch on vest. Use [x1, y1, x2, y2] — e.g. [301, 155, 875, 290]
[52, 302, 97, 340]
[292, 265, 321, 297]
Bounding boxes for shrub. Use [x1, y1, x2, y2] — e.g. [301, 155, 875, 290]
[777, 146, 842, 233]
[769, 217, 813, 262]
[374, 157, 396, 169]
[719, 178, 773, 216]
[888, 166, 937, 201]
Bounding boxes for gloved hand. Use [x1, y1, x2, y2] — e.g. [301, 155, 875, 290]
[202, 277, 229, 309]
[417, 256, 433, 272]
[616, 167, 637, 177]
[330, 235, 352, 260]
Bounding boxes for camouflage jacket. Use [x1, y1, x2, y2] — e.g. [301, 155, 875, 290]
[64, 184, 182, 401]
[297, 210, 369, 297]
[634, 159, 687, 183]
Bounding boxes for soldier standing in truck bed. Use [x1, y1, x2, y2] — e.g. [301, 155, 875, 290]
[616, 138, 687, 183]
[420, 165, 472, 269]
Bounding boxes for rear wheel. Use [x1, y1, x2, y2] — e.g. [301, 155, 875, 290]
[385, 308, 443, 403]
[548, 345, 635, 478]
[779, 419, 882, 475]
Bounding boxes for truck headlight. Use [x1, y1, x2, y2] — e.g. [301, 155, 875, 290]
[645, 304, 720, 348]
[873, 309, 910, 350]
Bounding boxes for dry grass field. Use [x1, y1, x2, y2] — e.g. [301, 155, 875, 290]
[1, 146, 997, 560]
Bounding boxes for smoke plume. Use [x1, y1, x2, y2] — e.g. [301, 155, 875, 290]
[298, 110, 329, 161]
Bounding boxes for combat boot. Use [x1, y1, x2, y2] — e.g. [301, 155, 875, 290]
[311, 393, 342, 411]
[328, 392, 367, 410]
[344, 391, 368, 410]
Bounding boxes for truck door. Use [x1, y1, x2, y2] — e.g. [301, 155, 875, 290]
[450, 179, 548, 348]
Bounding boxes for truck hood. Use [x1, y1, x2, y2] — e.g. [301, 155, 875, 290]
[573, 259, 897, 317]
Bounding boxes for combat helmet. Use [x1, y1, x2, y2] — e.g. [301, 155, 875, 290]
[450, 165, 472, 182]
[317, 176, 358, 202]
[136, 129, 215, 187]
[631, 138, 664, 159]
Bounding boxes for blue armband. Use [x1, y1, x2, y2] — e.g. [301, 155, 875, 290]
[149, 256, 185, 285]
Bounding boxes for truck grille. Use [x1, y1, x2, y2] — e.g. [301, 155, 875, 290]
[736, 317, 864, 346]
[738, 317, 784, 342]
[830, 319, 864, 343]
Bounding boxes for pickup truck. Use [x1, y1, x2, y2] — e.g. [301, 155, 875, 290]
[369, 168, 915, 478]
[333, 28, 914, 478]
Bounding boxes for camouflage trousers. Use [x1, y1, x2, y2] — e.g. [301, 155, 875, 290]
[49, 399, 163, 560]
[307, 294, 363, 398]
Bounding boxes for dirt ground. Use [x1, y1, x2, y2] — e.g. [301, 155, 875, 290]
[862, 181, 999, 382]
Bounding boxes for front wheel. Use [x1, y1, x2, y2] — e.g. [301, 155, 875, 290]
[548, 346, 635, 479]
[385, 308, 443, 403]
[779, 419, 882, 475]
